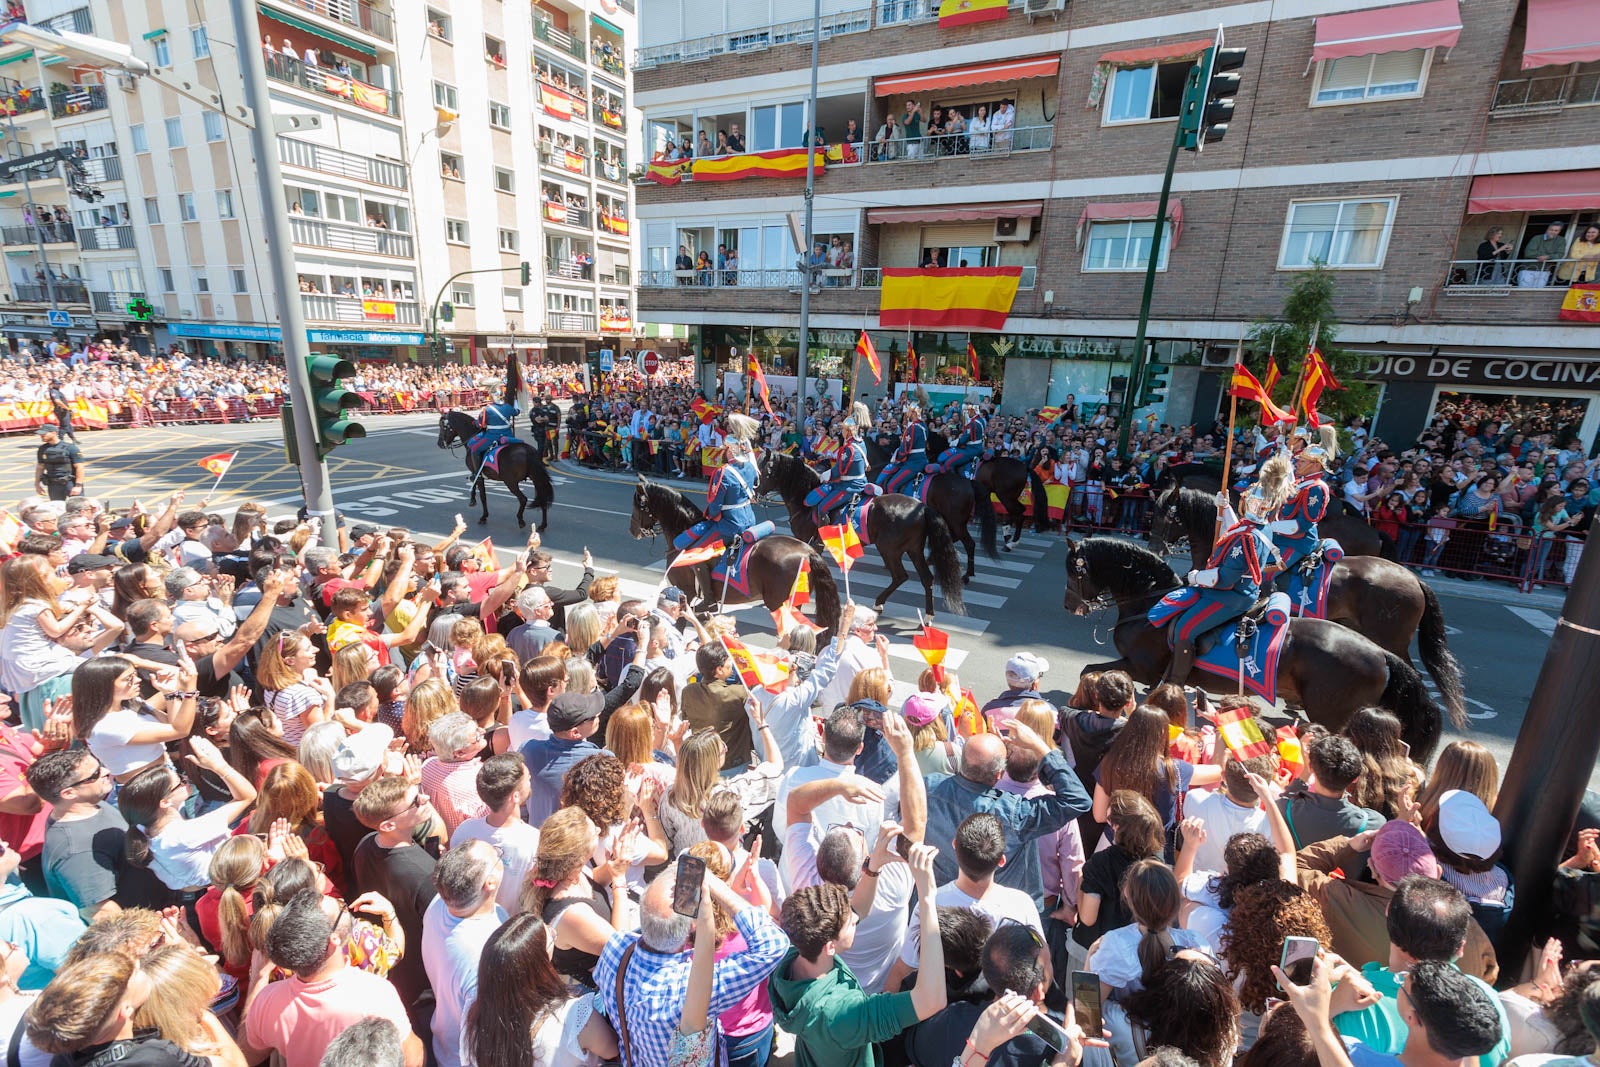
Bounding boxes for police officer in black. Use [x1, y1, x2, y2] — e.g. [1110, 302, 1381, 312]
[530, 395, 562, 457]
[33, 423, 84, 501]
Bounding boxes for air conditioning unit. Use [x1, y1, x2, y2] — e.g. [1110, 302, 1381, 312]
[1025, 0, 1067, 19]
[1201, 345, 1237, 367]
[994, 217, 1033, 242]
[112, 72, 136, 93]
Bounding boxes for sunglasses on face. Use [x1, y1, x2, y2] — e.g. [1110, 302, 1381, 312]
[63, 758, 109, 790]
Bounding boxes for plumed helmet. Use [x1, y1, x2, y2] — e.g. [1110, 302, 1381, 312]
[723, 412, 760, 447]
[1256, 452, 1296, 512]
[842, 401, 872, 432]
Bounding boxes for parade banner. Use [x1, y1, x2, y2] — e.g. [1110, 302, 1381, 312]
[539, 84, 575, 120]
[879, 266, 1023, 331]
[689, 147, 827, 183]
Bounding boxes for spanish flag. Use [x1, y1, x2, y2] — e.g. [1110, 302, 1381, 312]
[773, 604, 824, 639]
[645, 160, 689, 185]
[913, 623, 949, 683]
[1297, 349, 1340, 429]
[1262, 357, 1281, 396]
[197, 451, 237, 478]
[907, 344, 919, 381]
[967, 341, 981, 380]
[691, 398, 722, 424]
[1213, 703, 1275, 760]
[539, 84, 574, 119]
[1559, 283, 1600, 322]
[879, 267, 1023, 331]
[690, 147, 826, 182]
[543, 201, 568, 224]
[1229, 363, 1293, 426]
[671, 538, 724, 569]
[747, 354, 773, 415]
[818, 522, 864, 571]
[856, 331, 882, 385]
[473, 537, 496, 568]
[1277, 725, 1304, 779]
[787, 556, 811, 609]
[938, 0, 1008, 25]
[721, 635, 791, 693]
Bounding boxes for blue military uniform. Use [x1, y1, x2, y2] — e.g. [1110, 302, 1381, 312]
[806, 436, 868, 526]
[467, 401, 520, 467]
[932, 412, 987, 475]
[675, 451, 760, 552]
[1165, 509, 1275, 648]
[1269, 475, 1330, 571]
[877, 418, 927, 495]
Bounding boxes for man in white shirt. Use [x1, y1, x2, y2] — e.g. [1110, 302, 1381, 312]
[421, 841, 507, 1067]
[774, 703, 900, 846]
[1181, 754, 1275, 875]
[449, 754, 538, 915]
[817, 606, 885, 714]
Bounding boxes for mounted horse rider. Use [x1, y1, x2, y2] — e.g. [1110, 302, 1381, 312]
[465, 360, 523, 484]
[1158, 457, 1291, 684]
[674, 411, 762, 560]
[930, 400, 990, 476]
[1267, 423, 1339, 578]
[807, 402, 872, 528]
[876, 400, 927, 496]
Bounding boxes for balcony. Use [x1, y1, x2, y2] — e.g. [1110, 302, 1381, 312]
[875, 0, 1024, 26]
[13, 281, 88, 303]
[0, 86, 47, 118]
[36, 7, 91, 34]
[591, 43, 626, 82]
[547, 311, 596, 332]
[263, 52, 398, 118]
[539, 143, 589, 177]
[592, 101, 626, 133]
[78, 155, 122, 183]
[1491, 70, 1600, 115]
[640, 265, 1038, 289]
[543, 201, 591, 228]
[595, 157, 628, 185]
[600, 265, 632, 286]
[279, 137, 407, 189]
[635, 5, 872, 68]
[48, 84, 106, 119]
[1, 221, 74, 245]
[1442, 258, 1592, 292]
[289, 215, 414, 258]
[864, 123, 1054, 163]
[261, 0, 393, 42]
[303, 293, 421, 324]
[77, 225, 134, 251]
[91, 290, 147, 315]
[546, 257, 594, 281]
[533, 18, 585, 62]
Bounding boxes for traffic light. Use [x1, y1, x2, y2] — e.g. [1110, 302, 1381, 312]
[305, 354, 365, 457]
[1180, 44, 1247, 152]
[1141, 364, 1171, 407]
[519, 260, 531, 286]
[126, 298, 155, 322]
[439, 301, 454, 323]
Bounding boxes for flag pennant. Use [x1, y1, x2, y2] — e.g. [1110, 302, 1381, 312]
[912, 623, 949, 684]
[1262, 358, 1281, 397]
[818, 522, 863, 571]
[1230, 363, 1294, 426]
[747, 355, 773, 415]
[1214, 704, 1275, 761]
[670, 539, 725, 569]
[787, 556, 811, 609]
[856, 331, 882, 385]
[722, 635, 791, 693]
[197, 451, 237, 478]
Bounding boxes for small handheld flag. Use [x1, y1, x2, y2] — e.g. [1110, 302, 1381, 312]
[787, 556, 811, 609]
[1276, 725, 1304, 779]
[197, 451, 237, 478]
[773, 604, 824, 639]
[912, 623, 949, 684]
[670, 539, 725, 569]
[721, 635, 791, 693]
[856, 331, 882, 385]
[1213, 703, 1275, 760]
[818, 523, 863, 571]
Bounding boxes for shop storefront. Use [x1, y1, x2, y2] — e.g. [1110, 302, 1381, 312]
[161, 322, 282, 360]
[306, 327, 427, 363]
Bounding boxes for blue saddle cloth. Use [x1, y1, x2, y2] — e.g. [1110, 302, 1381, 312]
[711, 520, 776, 595]
[1285, 539, 1344, 618]
[1150, 589, 1293, 703]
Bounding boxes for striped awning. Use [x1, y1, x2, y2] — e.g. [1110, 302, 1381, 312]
[1311, 0, 1461, 61]
[257, 4, 378, 59]
[1523, 0, 1600, 69]
[874, 56, 1059, 97]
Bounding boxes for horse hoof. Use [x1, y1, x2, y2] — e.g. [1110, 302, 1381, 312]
[1001, 542, 1012, 552]
[478, 518, 488, 526]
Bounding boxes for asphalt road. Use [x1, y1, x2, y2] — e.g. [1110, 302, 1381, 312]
[19, 411, 1588, 787]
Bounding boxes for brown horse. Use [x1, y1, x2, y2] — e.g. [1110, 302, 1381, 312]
[438, 410, 555, 530]
[628, 477, 841, 635]
[756, 450, 965, 617]
[1062, 535, 1457, 762]
[1154, 468, 1392, 560]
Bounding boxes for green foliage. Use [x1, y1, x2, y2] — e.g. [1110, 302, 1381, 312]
[1245, 266, 1378, 424]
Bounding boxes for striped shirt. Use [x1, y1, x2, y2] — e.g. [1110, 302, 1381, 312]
[418, 756, 488, 838]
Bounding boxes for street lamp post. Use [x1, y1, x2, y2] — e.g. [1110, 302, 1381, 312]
[794, 0, 820, 410]
[4, 108, 61, 314]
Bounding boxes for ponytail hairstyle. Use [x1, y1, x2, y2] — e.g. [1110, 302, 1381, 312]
[208, 835, 268, 969]
[517, 807, 596, 916]
[1121, 858, 1182, 988]
[118, 763, 182, 870]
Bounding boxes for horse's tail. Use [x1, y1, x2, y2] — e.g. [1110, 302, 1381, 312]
[1416, 581, 1467, 731]
[808, 550, 842, 638]
[1379, 651, 1444, 765]
[525, 446, 556, 508]
[923, 506, 967, 615]
[973, 473, 999, 559]
[1028, 463, 1050, 534]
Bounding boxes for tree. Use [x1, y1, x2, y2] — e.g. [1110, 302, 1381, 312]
[1247, 266, 1378, 428]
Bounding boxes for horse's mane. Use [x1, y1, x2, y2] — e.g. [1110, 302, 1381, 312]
[643, 481, 704, 526]
[1174, 485, 1217, 523]
[1075, 535, 1177, 593]
[762, 451, 818, 499]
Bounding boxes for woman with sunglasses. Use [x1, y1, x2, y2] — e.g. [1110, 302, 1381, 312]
[119, 736, 257, 896]
[72, 654, 200, 784]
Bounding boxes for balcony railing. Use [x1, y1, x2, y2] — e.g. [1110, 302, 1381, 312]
[539, 144, 590, 176]
[78, 224, 134, 251]
[279, 137, 407, 189]
[91, 290, 147, 314]
[591, 46, 625, 81]
[38, 7, 91, 34]
[13, 281, 89, 303]
[544, 202, 591, 228]
[865, 123, 1054, 162]
[547, 311, 596, 332]
[78, 155, 122, 183]
[302, 293, 421, 324]
[859, 265, 1037, 289]
[533, 18, 585, 61]
[1491, 70, 1600, 114]
[546, 257, 594, 281]
[1, 222, 74, 244]
[595, 158, 628, 185]
[0, 86, 47, 116]
[635, 4, 872, 68]
[262, 0, 393, 42]
[641, 264, 1038, 289]
[263, 52, 399, 118]
[289, 215, 414, 257]
[49, 84, 106, 119]
[592, 101, 626, 132]
[1442, 258, 1594, 292]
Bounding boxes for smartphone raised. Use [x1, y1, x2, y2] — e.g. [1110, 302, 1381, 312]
[1071, 971, 1103, 1037]
[1280, 935, 1320, 987]
[673, 854, 706, 918]
[890, 832, 912, 860]
[1024, 1011, 1068, 1052]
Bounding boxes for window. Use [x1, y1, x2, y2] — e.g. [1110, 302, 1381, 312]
[164, 116, 184, 148]
[498, 228, 519, 252]
[432, 81, 458, 111]
[1083, 220, 1172, 271]
[202, 111, 224, 142]
[751, 102, 805, 151]
[178, 193, 197, 221]
[445, 218, 468, 243]
[152, 34, 170, 66]
[485, 36, 505, 66]
[439, 152, 463, 179]
[503, 287, 523, 312]
[130, 124, 148, 153]
[195, 273, 209, 293]
[1103, 60, 1194, 124]
[494, 167, 514, 193]
[160, 268, 175, 292]
[232, 268, 247, 293]
[452, 282, 475, 306]
[191, 25, 210, 59]
[215, 190, 235, 219]
[1313, 49, 1429, 104]
[488, 100, 511, 129]
[426, 8, 452, 41]
[143, 197, 160, 224]
[1279, 198, 1397, 270]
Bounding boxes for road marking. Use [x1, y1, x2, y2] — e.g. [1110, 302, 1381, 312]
[1419, 676, 1499, 721]
[1506, 606, 1557, 637]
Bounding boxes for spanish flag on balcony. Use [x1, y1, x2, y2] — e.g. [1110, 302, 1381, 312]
[539, 83, 574, 120]
[1559, 282, 1600, 323]
[879, 267, 1023, 331]
[690, 147, 827, 182]
[646, 160, 690, 185]
[543, 201, 568, 224]
[938, 0, 1008, 26]
[601, 213, 629, 235]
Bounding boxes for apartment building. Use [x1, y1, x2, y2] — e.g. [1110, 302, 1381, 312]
[0, 0, 645, 366]
[633, 0, 1600, 447]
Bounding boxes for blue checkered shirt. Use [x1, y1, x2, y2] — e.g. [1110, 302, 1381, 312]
[595, 907, 790, 1067]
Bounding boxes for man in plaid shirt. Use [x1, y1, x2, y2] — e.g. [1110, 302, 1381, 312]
[596, 865, 790, 1066]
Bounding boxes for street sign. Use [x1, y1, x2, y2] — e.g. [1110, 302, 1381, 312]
[599, 349, 613, 372]
[46, 310, 70, 328]
[642, 350, 660, 375]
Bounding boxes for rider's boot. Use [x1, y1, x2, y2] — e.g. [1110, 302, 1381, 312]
[1165, 631, 1196, 686]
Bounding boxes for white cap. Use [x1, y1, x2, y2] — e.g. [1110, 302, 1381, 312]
[1005, 652, 1049, 686]
[330, 724, 395, 784]
[1437, 789, 1501, 860]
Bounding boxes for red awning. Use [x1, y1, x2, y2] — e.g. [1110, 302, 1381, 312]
[873, 56, 1059, 97]
[1311, 0, 1462, 61]
[1076, 200, 1185, 247]
[866, 202, 1043, 225]
[1523, 0, 1600, 69]
[1095, 38, 1213, 68]
[1467, 171, 1600, 214]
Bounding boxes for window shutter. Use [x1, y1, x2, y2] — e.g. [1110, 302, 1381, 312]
[1368, 49, 1426, 92]
[1318, 57, 1370, 95]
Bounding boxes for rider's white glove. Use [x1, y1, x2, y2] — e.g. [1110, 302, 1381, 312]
[1189, 568, 1219, 588]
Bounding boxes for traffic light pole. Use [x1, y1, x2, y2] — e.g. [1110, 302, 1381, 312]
[229, 0, 334, 521]
[428, 263, 530, 364]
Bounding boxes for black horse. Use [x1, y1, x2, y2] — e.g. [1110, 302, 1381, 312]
[865, 430, 980, 579]
[438, 410, 556, 530]
[628, 477, 841, 634]
[756, 450, 965, 617]
[1062, 535, 1458, 762]
[1148, 485, 1466, 723]
[1151, 476, 1389, 560]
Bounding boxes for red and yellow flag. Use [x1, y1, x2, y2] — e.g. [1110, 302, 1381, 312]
[879, 267, 1023, 331]
[539, 84, 574, 120]
[197, 451, 237, 478]
[913, 623, 949, 684]
[773, 604, 824, 639]
[748, 355, 773, 415]
[1262, 357, 1281, 396]
[856, 331, 882, 385]
[1037, 406, 1062, 423]
[1230, 364, 1294, 426]
[544, 201, 568, 224]
[691, 398, 723, 424]
[0, 510, 21, 552]
[1276, 725, 1305, 780]
[1214, 703, 1275, 761]
[474, 537, 496, 568]
[645, 160, 689, 185]
[1559, 283, 1600, 322]
[907, 345, 919, 382]
[690, 147, 826, 182]
[818, 522, 863, 571]
[788, 556, 811, 609]
[1297, 349, 1341, 429]
[967, 341, 981, 380]
[722, 635, 791, 693]
[938, 0, 1008, 26]
[670, 539, 724, 569]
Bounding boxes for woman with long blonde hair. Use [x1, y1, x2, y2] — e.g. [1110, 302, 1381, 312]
[197, 834, 266, 980]
[248, 762, 344, 892]
[605, 702, 675, 802]
[658, 726, 783, 856]
[132, 943, 223, 1055]
[401, 678, 458, 753]
[1415, 739, 1499, 821]
[256, 630, 333, 745]
[330, 641, 375, 695]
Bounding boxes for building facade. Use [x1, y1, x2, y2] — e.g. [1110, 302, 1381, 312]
[633, 0, 1600, 447]
[0, 0, 643, 365]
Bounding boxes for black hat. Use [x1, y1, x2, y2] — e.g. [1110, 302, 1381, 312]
[547, 691, 603, 733]
[66, 552, 119, 574]
[350, 523, 381, 539]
